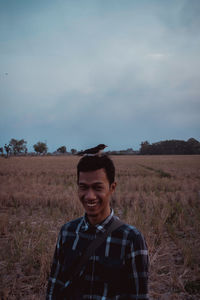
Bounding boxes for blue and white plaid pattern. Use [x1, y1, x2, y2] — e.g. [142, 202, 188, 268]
[46, 211, 149, 300]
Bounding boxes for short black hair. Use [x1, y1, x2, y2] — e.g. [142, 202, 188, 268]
[77, 155, 115, 185]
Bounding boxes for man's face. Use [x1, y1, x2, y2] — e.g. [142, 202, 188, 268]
[78, 168, 116, 225]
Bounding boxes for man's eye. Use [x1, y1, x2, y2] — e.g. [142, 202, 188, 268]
[94, 186, 103, 191]
[79, 186, 87, 190]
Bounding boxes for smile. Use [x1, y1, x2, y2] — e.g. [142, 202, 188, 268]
[85, 201, 99, 207]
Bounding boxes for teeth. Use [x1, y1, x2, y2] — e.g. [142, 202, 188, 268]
[86, 202, 98, 207]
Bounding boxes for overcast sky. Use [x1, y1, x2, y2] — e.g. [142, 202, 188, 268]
[0, 0, 200, 152]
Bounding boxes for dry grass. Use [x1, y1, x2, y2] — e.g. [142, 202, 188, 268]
[0, 155, 200, 299]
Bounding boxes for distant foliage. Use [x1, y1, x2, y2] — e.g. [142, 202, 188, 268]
[1, 138, 200, 157]
[57, 146, 67, 154]
[9, 138, 27, 155]
[71, 148, 77, 155]
[0, 147, 3, 156]
[140, 138, 200, 155]
[106, 148, 137, 155]
[33, 141, 48, 155]
[4, 143, 11, 157]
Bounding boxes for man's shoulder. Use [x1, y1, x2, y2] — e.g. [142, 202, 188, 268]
[113, 216, 141, 235]
[122, 223, 142, 236]
[114, 217, 146, 243]
[60, 216, 84, 233]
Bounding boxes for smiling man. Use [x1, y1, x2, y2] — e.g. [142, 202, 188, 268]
[46, 155, 149, 300]
[78, 168, 116, 225]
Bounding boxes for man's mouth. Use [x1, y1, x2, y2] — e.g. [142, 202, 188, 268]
[85, 201, 98, 207]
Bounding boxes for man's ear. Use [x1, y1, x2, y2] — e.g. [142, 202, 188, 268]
[110, 182, 117, 193]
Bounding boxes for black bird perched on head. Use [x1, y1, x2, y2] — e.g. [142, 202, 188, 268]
[77, 144, 107, 156]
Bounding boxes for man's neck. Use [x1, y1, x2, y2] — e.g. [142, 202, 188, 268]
[87, 209, 112, 226]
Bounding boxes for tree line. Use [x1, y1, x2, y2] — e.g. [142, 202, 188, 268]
[0, 137, 200, 157]
[0, 139, 78, 157]
[140, 138, 200, 155]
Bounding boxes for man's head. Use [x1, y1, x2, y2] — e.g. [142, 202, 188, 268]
[77, 155, 115, 186]
[77, 155, 116, 225]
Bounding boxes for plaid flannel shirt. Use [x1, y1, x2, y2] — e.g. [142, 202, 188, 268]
[46, 210, 149, 300]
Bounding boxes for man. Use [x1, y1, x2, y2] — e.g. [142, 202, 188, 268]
[46, 155, 149, 299]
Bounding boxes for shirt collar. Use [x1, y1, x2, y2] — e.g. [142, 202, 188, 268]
[80, 209, 114, 233]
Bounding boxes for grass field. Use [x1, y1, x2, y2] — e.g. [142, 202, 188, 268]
[0, 155, 200, 299]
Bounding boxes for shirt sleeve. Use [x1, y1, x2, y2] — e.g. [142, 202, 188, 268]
[125, 231, 149, 300]
[46, 231, 64, 300]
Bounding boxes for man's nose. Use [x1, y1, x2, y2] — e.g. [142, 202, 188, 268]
[85, 188, 96, 200]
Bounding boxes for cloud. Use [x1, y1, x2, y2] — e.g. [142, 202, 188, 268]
[0, 0, 199, 150]
[146, 53, 170, 60]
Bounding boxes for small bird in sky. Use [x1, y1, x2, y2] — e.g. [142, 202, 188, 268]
[0, 72, 8, 79]
[77, 144, 108, 156]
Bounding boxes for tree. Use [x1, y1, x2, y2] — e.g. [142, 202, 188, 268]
[187, 138, 200, 154]
[139, 138, 200, 155]
[71, 148, 77, 155]
[4, 144, 11, 157]
[0, 147, 4, 156]
[33, 142, 48, 155]
[57, 146, 67, 154]
[9, 138, 27, 155]
[140, 141, 150, 155]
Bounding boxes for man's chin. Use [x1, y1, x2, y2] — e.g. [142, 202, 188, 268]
[87, 212, 98, 217]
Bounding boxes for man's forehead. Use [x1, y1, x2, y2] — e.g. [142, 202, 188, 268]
[78, 168, 107, 183]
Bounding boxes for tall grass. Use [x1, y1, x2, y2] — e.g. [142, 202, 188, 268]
[0, 155, 200, 299]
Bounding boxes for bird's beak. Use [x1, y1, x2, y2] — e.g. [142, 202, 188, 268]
[105, 145, 108, 147]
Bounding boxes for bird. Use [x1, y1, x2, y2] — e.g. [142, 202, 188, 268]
[77, 144, 108, 156]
